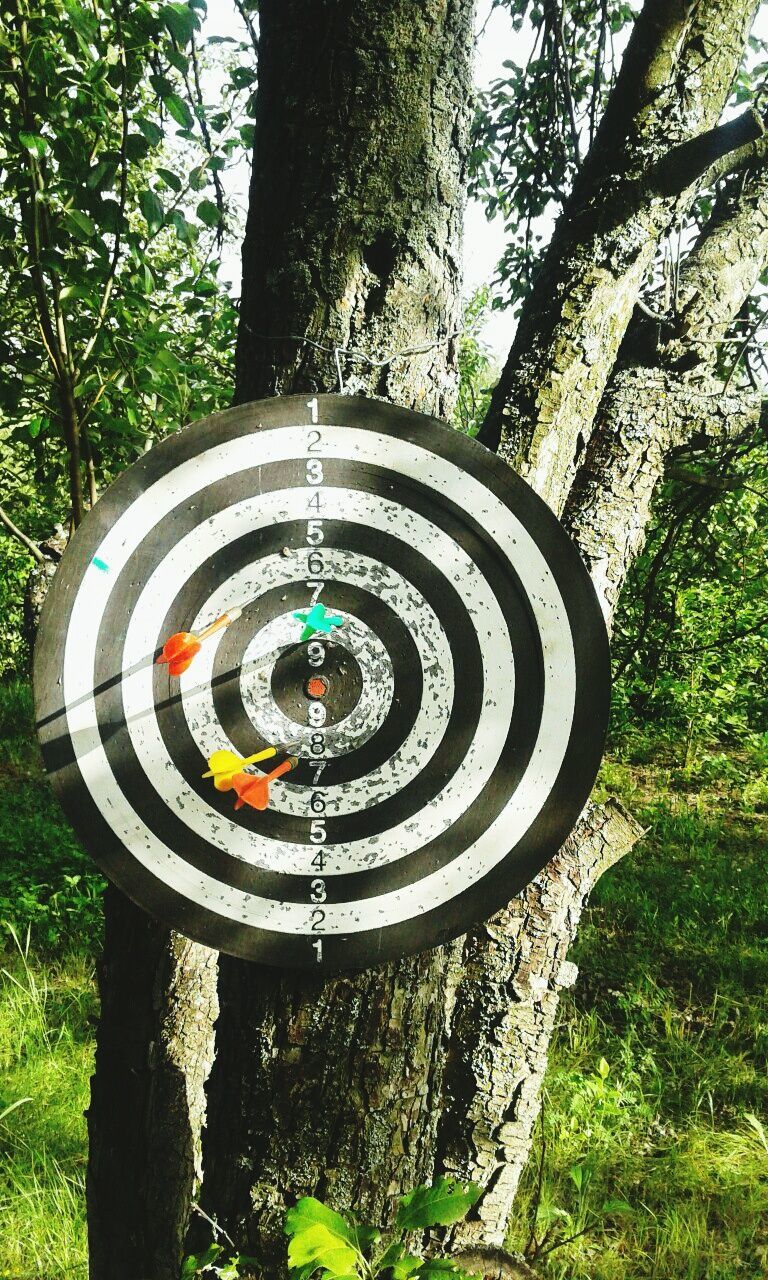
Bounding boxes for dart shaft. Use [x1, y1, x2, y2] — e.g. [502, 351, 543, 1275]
[196, 606, 242, 641]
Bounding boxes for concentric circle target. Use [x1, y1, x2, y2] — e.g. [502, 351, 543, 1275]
[34, 394, 610, 970]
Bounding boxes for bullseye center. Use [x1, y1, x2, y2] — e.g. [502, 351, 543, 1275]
[306, 675, 329, 699]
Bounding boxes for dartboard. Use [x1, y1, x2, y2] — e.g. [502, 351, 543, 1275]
[34, 394, 610, 970]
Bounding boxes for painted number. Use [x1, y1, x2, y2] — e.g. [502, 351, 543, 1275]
[308, 701, 326, 727]
[306, 520, 324, 545]
[310, 877, 327, 902]
[306, 459, 323, 485]
[310, 819, 327, 844]
[307, 399, 319, 425]
[307, 640, 325, 668]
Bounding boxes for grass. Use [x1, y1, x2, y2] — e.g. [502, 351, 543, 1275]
[507, 752, 768, 1279]
[0, 929, 95, 1280]
[0, 678, 766, 1278]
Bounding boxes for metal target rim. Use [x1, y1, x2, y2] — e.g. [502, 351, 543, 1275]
[34, 394, 610, 971]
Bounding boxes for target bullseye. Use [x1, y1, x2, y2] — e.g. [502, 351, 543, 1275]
[34, 394, 610, 971]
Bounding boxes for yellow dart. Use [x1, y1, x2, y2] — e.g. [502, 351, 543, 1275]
[202, 746, 278, 791]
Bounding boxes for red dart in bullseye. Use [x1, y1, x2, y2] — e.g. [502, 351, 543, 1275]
[156, 607, 242, 676]
[231, 756, 298, 812]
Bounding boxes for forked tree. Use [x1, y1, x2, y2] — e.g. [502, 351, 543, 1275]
[85, 1, 768, 1276]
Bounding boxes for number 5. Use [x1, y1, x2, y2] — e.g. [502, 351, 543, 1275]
[306, 520, 324, 545]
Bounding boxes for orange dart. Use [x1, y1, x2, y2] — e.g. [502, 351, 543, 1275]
[231, 756, 298, 811]
[156, 607, 242, 676]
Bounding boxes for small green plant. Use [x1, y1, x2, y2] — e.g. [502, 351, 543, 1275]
[181, 1179, 483, 1280]
[283, 1179, 482, 1280]
[181, 1242, 260, 1279]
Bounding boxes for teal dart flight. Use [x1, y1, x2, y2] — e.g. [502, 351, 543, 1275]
[293, 602, 344, 643]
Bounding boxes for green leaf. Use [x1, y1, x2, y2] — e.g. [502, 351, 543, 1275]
[601, 1198, 634, 1215]
[86, 160, 116, 191]
[157, 167, 182, 192]
[19, 131, 48, 157]
[395, 1180, 481, 1233]
[164, 92, 194, 130]
[392, 1255, 424, 1279]
[162, 2, 200, 45]
[139, 188, 164, 231]
[59, 284, 92, 303]
[126, 132, 151, 161]
[287, 1224, 358, 1276]
[135, 116, 163, 147]
[196, 198, 221, 228]
[64, 209, 97, 240]
[414, 1261, 478, 1280]
[285, 1197, 355, 1246]
[376, 1241, 406, 1272]
[168, 209, 197, 244]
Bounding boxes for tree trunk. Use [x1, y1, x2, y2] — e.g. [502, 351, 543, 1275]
[195, 0, 475, 1268]
[86, 890, 218, 1280]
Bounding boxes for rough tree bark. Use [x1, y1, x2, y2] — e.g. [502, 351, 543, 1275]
[87, 891, 218, 1280]
[84, 0, 768, 1275]
[195, 1, 475, 1269]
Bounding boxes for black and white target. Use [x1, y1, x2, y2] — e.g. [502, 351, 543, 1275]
[34, 395, 610, 970]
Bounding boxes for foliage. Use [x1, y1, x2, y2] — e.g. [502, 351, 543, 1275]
[181, 1242, 260, 1279]
[611, 439, 768, 765]
[452, 288, 498, 437]
[0, 681, 104, 950]
[470, 0, 638, 312]
[0, 0, 252, 534]
[281, 1181, 481, 1280]
[0, 925, 95, 1279]
[181, 1181, 483, 1278]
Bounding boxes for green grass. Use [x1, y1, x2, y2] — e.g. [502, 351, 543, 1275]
[0, 678, 766, 1278]
[507, 758, 768, 1279]
[0, 928, 95, 1280]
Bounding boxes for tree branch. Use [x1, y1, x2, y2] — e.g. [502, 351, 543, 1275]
[478, 0, 760, 517]
[0, 503, 45, 563]
[651, 107, 765, 198]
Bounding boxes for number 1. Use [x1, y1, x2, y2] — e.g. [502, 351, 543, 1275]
[307, 397, 318, 424]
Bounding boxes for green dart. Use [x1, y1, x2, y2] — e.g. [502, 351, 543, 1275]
[293, 601, 344, 643]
